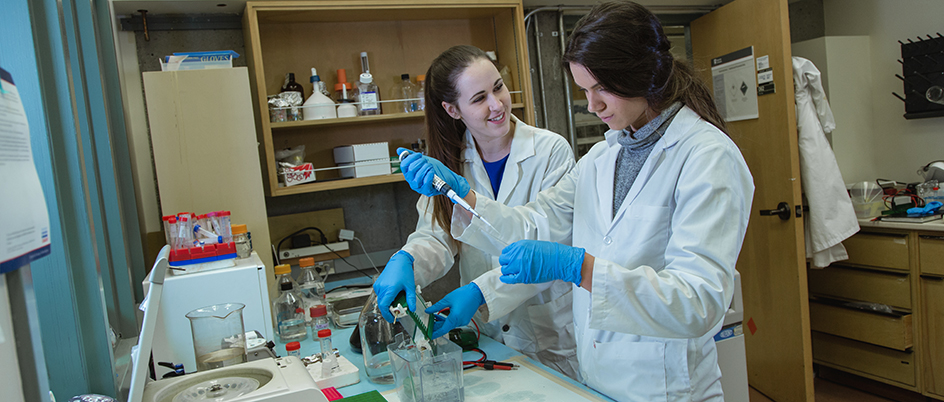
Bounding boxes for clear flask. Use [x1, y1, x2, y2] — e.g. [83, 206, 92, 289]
[359, 291, 410, 384]
[297, 257, 326, 324]
[273, 265, 307, 342]
[393, 74, 418, 113]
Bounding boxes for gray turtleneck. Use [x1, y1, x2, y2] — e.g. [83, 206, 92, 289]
[613, 102, 682, 216]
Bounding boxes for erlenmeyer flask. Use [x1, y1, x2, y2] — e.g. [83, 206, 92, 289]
[358, 291, 410, 384]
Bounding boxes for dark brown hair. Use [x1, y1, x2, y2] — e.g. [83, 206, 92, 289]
[423, 45, 491, 234]
[561, 1, 727, 133]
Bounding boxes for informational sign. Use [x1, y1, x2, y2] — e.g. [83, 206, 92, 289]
[711, 47, 759, 122]
[0, 68, 51, 273]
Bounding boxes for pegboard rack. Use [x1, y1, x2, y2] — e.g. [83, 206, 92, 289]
[894, 33, 944, 119]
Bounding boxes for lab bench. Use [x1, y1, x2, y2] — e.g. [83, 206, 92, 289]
[807, 219, 944, 400]
[275, 327, 612, 401]
[275, 325, 613, 401]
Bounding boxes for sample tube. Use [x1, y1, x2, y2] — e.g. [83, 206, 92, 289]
[318, 329, 339, 377]
[177, 214, 194, 250]
[218, 211, 233, 243]
[162, 215, 174, 246]
[168, 217, 179, 251]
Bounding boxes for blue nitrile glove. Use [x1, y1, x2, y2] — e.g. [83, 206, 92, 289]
[425, 283, 486, 339]
[373, 250, 416, 323]
[907, 201, 942, 216]
[499, 240, 586, 285]
[397, 147, 470, 198]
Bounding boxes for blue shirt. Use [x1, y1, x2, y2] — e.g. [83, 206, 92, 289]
[483, 154, 509, 197]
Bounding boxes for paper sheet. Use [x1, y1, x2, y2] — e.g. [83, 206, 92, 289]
[382, 355, 608, 402]
[0, 67, 51, 273]
[711, 47, 759, 122]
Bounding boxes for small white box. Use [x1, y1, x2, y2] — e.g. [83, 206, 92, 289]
[334, 142, 390, 178]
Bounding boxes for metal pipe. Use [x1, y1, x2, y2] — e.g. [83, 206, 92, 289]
[533, 13, 548, 128]
[558, 9, 577, 158]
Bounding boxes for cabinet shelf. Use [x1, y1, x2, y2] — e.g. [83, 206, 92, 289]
[243, 0, 534, 196]
[270, 103, 524, 131]
[273, 173, 404, 196]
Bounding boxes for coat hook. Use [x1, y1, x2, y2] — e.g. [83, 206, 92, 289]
[138, 9, 149, 41]
[893, 92, 907, 102]
[927, 34, 935, 40]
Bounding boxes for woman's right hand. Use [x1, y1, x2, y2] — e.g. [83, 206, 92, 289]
[373, 250, 417, 323]
[397, 147, 469, 198]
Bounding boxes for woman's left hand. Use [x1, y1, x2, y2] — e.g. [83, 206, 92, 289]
[499, 240, 585, 285]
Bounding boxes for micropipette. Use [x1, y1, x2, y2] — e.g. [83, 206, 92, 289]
[398, 149, 488, 222]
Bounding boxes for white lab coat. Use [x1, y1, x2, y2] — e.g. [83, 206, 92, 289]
[452, 107, 754, 402]
[399, 115, 580, 377]
[792, 56, 859, 268]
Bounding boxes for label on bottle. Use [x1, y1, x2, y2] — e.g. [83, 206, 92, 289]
[360, 91, 379, 111]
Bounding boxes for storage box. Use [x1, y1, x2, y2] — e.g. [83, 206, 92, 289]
[160, 50, 239, 71]
[281, 162, 316, 187]
[334, 142, 390, 178]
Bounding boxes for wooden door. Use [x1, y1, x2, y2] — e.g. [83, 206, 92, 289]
[691, 0, 813, 401]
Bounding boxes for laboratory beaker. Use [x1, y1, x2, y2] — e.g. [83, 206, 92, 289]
[359, 291, 411, 384]
[388, 332, 464, 402]
[186, 303, 248, 372]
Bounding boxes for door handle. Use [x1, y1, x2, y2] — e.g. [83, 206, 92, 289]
[759, 202, 791, 220]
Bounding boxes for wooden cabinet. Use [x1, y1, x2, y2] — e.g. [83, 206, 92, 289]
[808, 228, 918, 389]
[810, 225, 944, 399]
[921, 275, 944, 399]
[241, 1, 533, 196]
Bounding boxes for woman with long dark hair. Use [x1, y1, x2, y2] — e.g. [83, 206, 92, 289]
[397, 2, 754, 400]
[374, 45, 579, 378]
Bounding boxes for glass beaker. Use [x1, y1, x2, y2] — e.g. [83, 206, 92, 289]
[186, 303, 248, 371]
[359, 291, 411, 384]
[388, 332, 464, 402]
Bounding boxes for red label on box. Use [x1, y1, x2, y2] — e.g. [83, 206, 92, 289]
[284, 163, 316, 187]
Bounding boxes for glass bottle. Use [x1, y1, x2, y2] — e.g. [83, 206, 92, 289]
[356, 52, 381, 116]
[393, 73, 418, 113]
[310, 304, 330, 337]
[232, 224, 251, 259]
[273, 264, 306, 342]
[415, 74, 426, 111]
[297, 257, 326, 324]
[286, 341, 301, 359]
[358, 291, 410, 384]
[281, 72, 305, 98]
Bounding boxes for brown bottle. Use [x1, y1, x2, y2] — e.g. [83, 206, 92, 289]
[281, 73, 305, 98]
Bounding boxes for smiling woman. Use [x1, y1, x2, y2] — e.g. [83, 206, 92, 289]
[371, 45, 581, 379]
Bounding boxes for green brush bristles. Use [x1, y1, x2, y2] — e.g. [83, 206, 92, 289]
[392, 291, 435, 341]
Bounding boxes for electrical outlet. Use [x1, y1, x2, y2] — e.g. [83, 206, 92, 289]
[339, 229, 355, 241]
[315, 261, 335, 276]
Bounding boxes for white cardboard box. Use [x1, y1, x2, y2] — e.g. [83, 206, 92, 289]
[334, 142, 390, 178]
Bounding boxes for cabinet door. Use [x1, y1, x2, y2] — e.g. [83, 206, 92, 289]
[922, 276, 944, 398]
[919, 234, 944, 276]
[692, 0, 811, 400]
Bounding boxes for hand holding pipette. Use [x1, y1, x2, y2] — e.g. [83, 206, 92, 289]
[397, 148, 487, 222]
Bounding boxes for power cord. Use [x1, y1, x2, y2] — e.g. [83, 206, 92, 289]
[353, 236, 381, 275]
[276, 227, 374, 280]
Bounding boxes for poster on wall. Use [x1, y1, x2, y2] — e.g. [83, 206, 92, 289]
[711, 46, 759, 122]
[0, 67, 51, 273]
